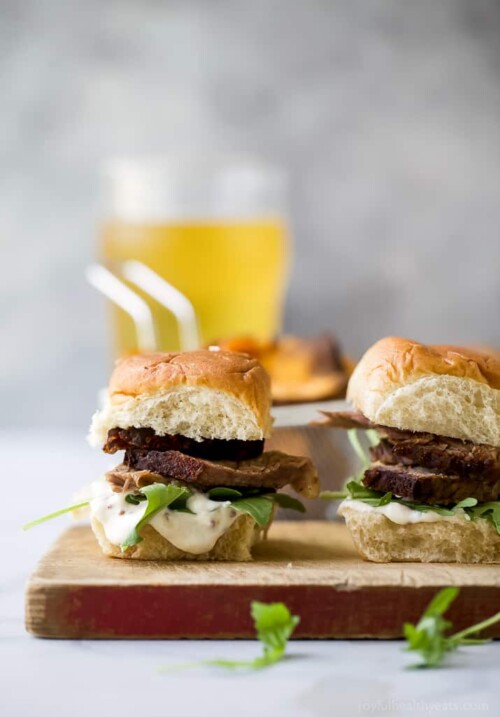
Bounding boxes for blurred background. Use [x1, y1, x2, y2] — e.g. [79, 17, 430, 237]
[2, 0, 500, 433]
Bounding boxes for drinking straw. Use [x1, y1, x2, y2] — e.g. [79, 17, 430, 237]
[122, 261, 200, 351]
[85, 264, 157, 352]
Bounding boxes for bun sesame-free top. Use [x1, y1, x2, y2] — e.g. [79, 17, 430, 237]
[347, 337, 500, 447]
[90, 349, 273, 445]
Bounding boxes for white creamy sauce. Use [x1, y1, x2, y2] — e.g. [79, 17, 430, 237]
[91, 489, 147, 545]
[90, 485, 239, 554]
[149, 493, 238, 554]
[337, 498, 467, 525]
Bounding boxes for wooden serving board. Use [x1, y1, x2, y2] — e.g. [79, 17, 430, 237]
[26, 521, 500, 640]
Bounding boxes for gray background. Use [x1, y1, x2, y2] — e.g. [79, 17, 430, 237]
[2, 0, 500, 431]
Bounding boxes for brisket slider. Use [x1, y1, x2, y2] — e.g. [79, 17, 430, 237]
[320, 337, 500, 563]
[88, 349, 319, 560]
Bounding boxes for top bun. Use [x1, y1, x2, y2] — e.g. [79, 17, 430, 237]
[347, 337, 500, 446]
[89, 349, 272, 447]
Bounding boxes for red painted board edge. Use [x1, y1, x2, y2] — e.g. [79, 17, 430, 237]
[26, 583, 500, 640]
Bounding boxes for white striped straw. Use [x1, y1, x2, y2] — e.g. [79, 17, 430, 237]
[85, 264, 157, 353]
[122, 260, 200, 351]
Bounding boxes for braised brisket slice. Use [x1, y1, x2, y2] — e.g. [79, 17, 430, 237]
[104, 427, 264, 461]
[363, 463, 500, 505]
[320, 410, 500, 504]
[111, 449, 319, 498]
[371, 435, 500, 478]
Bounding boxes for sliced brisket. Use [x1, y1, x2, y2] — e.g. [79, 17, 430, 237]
[371, 435, 500, 478]
[104, 427, 264, 461]
[363, 462, 500, 504]
[113, 449, 319, 498]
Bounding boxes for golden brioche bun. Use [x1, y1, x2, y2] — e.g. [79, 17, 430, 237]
[347, 337, 500, 446]
[89, 350, 272, 446]
[341, 505, 500, 563]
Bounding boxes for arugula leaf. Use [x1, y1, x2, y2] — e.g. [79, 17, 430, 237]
[125, 494, 146, 505]
[231, 496, 274, 528]
[396, 499, 458, 516]
[230, 492, 306, 527]
[121, 484, 190, 549]
[344, 481, 392, 506]
[326, 480, 500, 533]
[207, 487, 243, 501]
[365, 429, 380, 447]
[404, 587, 500, 668]
[455, 497, 479, 509]
[250, 601, 300, 665]
[161, 601, 300, 672]
[320, 490, 349, 500]
[320, 428, 500, 535]
[320, 481, 391, 506]
[22, 480, 303, 540]
[347, 429, 371, 470]
[466, 501, 500, 533]
[270, 493, 306, 513]
[22, 501, 90, 531]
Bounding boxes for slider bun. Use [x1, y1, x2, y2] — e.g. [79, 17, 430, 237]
[89, 350, 272, 446]
[341, 507, 500, 563]
[91, 513, 264, 561]
[347, 337, 500, 446]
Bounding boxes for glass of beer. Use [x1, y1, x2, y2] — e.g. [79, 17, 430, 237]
[99, 155, 291, 355]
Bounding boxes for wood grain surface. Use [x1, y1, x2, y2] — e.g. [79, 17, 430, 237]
[25, 522, 500, 640]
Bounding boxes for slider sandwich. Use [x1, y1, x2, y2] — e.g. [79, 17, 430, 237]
[85, 350, 319, 560]
[321, 337, 500, 563]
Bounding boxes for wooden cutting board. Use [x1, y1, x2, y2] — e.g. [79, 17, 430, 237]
[26, 521, 500, 640]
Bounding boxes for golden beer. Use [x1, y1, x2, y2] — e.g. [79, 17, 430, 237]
[101, 219, 290, 354]
[100, 156, 290, 355]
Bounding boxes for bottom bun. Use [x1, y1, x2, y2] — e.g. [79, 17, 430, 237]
[341, 507, 500, 563]
[91, 513, 265, 561]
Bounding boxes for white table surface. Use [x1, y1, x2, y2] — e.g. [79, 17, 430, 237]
[2, 431, 499, 717]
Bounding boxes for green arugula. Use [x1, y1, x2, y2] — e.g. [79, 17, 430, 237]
[347, 428, 371, 479]
[23, 483, 305, 538]
[207, 487, 245, 500]
[320, 429, 500, 535]
[121, 483, 190, 548]
[161, 601, 300, 672]
[232, 493, 306, 527]
[207, 486, 305, 526]
[404, 587, 500, 668]
[22, 501, 90, 531]
[321, 480, 391, 506]
[231, 496, 274, 528]
[270, 493, 307, 513]
[208, 602, 300, 669]
[465, 501, 500, 533]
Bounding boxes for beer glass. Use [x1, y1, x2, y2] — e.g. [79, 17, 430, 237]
[99, 154, 290, 355]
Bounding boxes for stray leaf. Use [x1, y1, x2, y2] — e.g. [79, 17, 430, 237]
[404, 587, 500, 668]
[22, 501, 90, 531]
[160, 601, 300, 673]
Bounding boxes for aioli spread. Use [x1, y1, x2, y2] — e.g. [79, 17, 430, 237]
[337, 498, 468, 525]
[90, 485, 239, 553]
